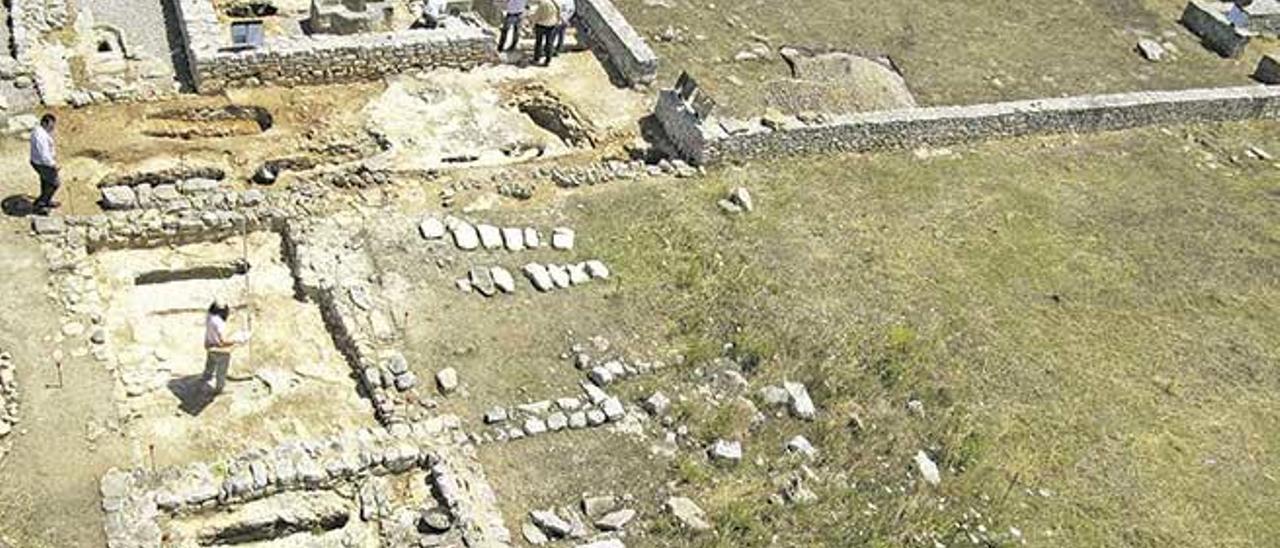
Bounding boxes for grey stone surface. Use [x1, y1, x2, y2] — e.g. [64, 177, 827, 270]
[575, 0, 659, 85]
[595, 508, 635, 531]
[664, 497, 711, 531]
[531, 509, 574, 537]
[101, 186, 138, 210]
[643, 391, 670, 415]
[501, 227, 525, 250]
[786, 435, 817, 458]
[419, 216, 446, 239]
[490, 266, 516, 293]
[523, 263, 554, 291]
[709, 439, 742, 463]
[477, 224, 502, 249]
[452, 222, 480, 250]
[784, 381, 816, 420]
[551, 227, 576, 250]
[601, 397, 625, 421]
[436, 367, 458, 394]
[585, 260, 610, 279]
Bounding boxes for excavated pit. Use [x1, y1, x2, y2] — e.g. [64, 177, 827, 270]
[89, 232, 373, 467]
[512, 85, 597, 148]
[143, 105, 275, 139]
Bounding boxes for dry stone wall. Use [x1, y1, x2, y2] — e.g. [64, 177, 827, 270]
[657, 83, 1280, 165]
[575, 0, 659, 86]
[174, 0, 498, 93]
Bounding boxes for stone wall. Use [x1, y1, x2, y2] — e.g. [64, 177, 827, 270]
[575, 0, 658, 86]
[657, 83, 1280, 165]
[1182, 0, 1251, 58]
[173, 0, 498, 92]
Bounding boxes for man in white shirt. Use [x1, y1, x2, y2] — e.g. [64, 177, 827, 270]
[498, 0, 528, 52]
[29, 114, 60, 213]
[203, 300, 250, 394]
[553, 0, 575, 56]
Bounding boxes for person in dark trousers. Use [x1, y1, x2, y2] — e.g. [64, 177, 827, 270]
[529, 0, 561, 66]
[553, 0, 575, 56]
[203, 300, 250, 394]
[498, 0, 528, 52]
[29, 114, 60, 214]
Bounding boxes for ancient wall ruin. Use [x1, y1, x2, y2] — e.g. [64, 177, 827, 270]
[657, 83, 1280, 165]
[575, 0, 659, 86]
[173, 0, 498, 93]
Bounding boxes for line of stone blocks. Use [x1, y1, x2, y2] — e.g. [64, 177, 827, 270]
[658, 84, 1280, 165]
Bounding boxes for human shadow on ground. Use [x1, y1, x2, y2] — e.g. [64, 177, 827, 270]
[2, 195, 36, 217]
[167, 374, 217, 417]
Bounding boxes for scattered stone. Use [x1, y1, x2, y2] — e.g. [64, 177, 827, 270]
[393, 371, 418, 391]
[522, 521, 549, 545]
[90, 328, 107, 345]
[915, 450, 941, 486]
[709, 439, 743, 463]
[784, 381, 816, 420]
[547, 264, 572, 288]
[786, 435, 817, 458]
[595, 508, 636, 531]
[585, 260, 610, 279]
[491, 266, 516, 293]
[717, 199, 743, 214]
[1136, 38, 1166, 62]
[569, 411, 588, 429]
[589, 366, 614, 386]
[601, 397, 625, 421]
[568, 263, 590, 285]
[523, 263, 554, 291]
[524, 417, 548, 435]
[436, 368, 458, 395]
[452, 222, 480, 250]
[730, 187, 754, 212]
[531, 509, 574, 538]
[469, 266, 497, 297]
[760, 385, 790, 407]
[582, 495, 618, 518]
[502, 227, 526, 250]
[586, 409, 607, 426]
[419, 217, 446, 239]
[551, 227, 576, 250]
[420, 508, 452, 532]
[906, 399, 925, 417]
[484, 407, 509, 423]
[477, 224, 503, 249]
[643, 392, 671, 415]
[547, 412, 568, 431]
[665, 497, 711, 531]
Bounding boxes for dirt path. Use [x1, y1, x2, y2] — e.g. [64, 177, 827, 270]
[0, 149, 128, 547]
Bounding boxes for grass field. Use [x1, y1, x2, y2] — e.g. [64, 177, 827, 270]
[615, 0, 1276, 116]
[499, 119, 1280, 546]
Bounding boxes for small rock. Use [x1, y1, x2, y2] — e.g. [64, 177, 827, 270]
[523, 263, 554, 292]
[730, 187, 754, 212]
[490, 266, 516, 293]
[569, 411, 588, 428]
[470, 267, 496, 297]
[759, 385, 789, 407]
[524, 227, 541, 247]
[452, 222, 480, 250]
[582, 494, 617, 518]
[547, 264, 572, 288]
[477, 224, 503, 249]
[915, 450, 941, 486]
[594, 508, 635, 531]
[601, 397, 625, 421]
[419, 508, 452, 532]
[484, 407, 508, 423]
[100, 186, 137, 210]
[1136, 38, 1166, 62]
[643, 392, 670, 415]
[524, 417, 548, 435]
[786, 435, 817, 458]
[90, 328, 107, 345]
[393, 371, 418, 391]
[784, 381, 816, 420]
[419, 217, 447, 239]
[551, 227, 576, 250]
[522, 521, 549, 545]
[584, 260, 610, 279]
[530, 509, 574, 537]
[718, 199, 743, 214]
[709, 439, 742, 463]
[436, 368, 458, 395]
[546, 412, 568, 431]
[567, 263, 590, 285]
[502, 227, 525, 251]
[906, 399, 925, 416]
[665, 497, 711, 531]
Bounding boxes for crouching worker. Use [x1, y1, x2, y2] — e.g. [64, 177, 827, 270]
[203, 300, 250, 394]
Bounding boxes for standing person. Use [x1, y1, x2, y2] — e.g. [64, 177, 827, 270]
[202, 300, 250, 394]
[29, 114, 60, 214]
[498, 0, 528, 52]
[529, 0, 561, 66]
[553, 0, 576, 57]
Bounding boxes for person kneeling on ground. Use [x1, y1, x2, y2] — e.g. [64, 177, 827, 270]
[530, 0, 561, 66]
[203, 300, 251, 394]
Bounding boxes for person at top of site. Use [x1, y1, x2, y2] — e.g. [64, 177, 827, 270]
[202, 299, 251, 394]
[529, 0, 561, 66]
[498, 0, 529, 52]
[553, 0, 576, 56]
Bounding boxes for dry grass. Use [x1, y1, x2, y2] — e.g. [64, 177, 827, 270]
[547, 120, 1280, 545]
[615, 0, 1275, 116]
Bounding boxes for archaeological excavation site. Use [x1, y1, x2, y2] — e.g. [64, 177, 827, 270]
[1, 0, 1279, 546]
